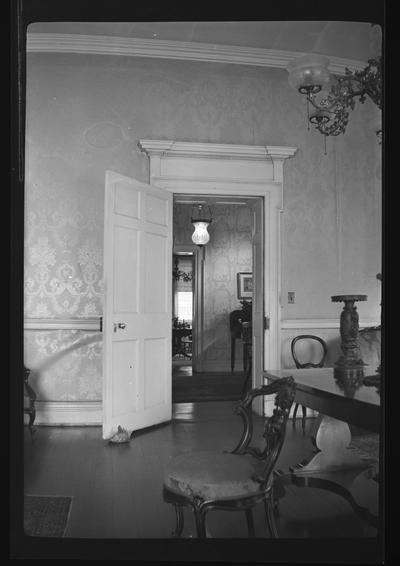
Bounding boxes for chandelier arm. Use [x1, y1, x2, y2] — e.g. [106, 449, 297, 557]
[307, 95, 339, 113]
[288, 55, 381, 141]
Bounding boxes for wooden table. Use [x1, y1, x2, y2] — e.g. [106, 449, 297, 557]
[264, 366, 381, 529]
[172, 328, 192, 358]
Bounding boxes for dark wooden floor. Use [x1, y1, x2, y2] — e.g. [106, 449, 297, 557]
[23, 401, 379, 544]
[172, 361, 246, 401]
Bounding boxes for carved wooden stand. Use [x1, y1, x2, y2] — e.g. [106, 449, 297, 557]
[331, 294, 368, 379]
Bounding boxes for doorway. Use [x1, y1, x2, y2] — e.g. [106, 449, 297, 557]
[139, 138, 297, 416]
[171, 194, 263, 402]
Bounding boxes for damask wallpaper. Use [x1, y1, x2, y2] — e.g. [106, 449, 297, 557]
[24, 329, 102, 401]
[23, 52, 381, 409]
[24, 171, 104, 319]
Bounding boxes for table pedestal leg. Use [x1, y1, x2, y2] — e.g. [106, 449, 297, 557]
[292, 414, 370, 474]
[275, 414, 379, 530]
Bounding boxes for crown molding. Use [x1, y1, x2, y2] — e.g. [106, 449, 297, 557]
[26, 33, 366, 75]
[138, 140, 297, 161]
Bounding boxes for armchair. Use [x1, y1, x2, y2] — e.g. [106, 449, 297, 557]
[162, 376, 296, 538]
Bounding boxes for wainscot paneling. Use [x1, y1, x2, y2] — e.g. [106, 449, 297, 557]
[24, 318, 101, 330]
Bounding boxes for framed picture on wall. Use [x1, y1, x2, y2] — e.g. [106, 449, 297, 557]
[237, 272, 253, 299]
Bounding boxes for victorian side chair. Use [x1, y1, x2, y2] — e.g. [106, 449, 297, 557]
[162, 376, 296, 538]
[290, 335, 328, 432]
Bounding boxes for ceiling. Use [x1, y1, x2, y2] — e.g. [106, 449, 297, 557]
[28, 21, 382, 62]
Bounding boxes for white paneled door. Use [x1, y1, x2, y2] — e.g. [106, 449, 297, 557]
[102, 171, 173, 439]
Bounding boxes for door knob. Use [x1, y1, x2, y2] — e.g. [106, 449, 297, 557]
[114, 322, 126, 332]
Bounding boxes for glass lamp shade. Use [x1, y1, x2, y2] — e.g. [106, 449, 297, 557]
[287, 54, 331, 93]
[309, 108, 331, 125]
[191, 221, 210, 246]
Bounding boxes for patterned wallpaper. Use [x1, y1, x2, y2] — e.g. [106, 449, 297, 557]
[174, 202, 253, 370]
[23, 52, 381, 405]
[24, 160, 104, 319]
[24, 330, 102, 401]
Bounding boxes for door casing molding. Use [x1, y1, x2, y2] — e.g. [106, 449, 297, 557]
[139, 140, 297, 387]
[172, 244, 204, 371]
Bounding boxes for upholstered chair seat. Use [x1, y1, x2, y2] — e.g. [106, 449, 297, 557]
[162, 377, 296, 538]
[164, 450, 267, 501]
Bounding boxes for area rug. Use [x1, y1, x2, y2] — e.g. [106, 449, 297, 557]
[348, 433, 380, 479]
[24, 495, 72, 537]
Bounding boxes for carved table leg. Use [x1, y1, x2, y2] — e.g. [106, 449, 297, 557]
[276, 414, 380, 530]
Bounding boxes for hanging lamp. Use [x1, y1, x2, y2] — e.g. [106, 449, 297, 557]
[190, 204, 212, 247]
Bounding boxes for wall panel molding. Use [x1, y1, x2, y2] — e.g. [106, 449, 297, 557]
[24, 318, 101, 330]
[281, 318, 380, 330]
[27, 33, 366, 75]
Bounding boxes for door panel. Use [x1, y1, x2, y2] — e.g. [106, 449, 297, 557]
[144, 233, 167, 313]
[111, 339, 138, 417]
[113, 226, 139, 312]
[146, 193, 168, 226]
[144, 338, 167, 408]
[114, 181, 140, 218]
[103, 170, 172, 439]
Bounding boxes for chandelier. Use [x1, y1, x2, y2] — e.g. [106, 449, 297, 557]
[190, 204, 212, 247]
[287, 54, 382, 142]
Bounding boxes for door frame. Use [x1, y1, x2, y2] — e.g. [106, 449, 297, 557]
[139, 140, 297, 412]
[172, 244, 203, 371]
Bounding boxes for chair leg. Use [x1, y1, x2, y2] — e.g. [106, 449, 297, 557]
[264, 498, 279, 538]
[301, 405, 307, 432]
[172, 504, 184, 538]
[245, 508, 255, 537]
[292, 403, 299, 426]
[193, 507, 207, 538]
[231, 338, 235, 373]
[242, 356, 252, 393]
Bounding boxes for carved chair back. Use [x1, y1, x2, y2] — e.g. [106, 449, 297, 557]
[291, 334, 328, 369]
[231, 376, 296, 486]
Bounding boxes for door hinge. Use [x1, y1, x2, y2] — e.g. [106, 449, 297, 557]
[264, 316, 270, 330]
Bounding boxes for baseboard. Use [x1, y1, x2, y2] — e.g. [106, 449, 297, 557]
[32, 401, 102, 426]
